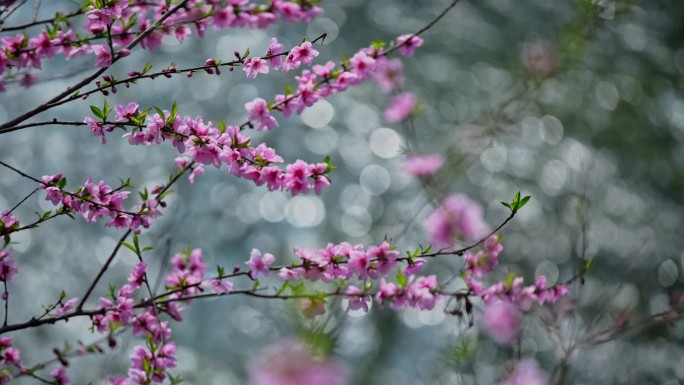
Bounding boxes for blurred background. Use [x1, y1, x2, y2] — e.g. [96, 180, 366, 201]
[0, 0, 683, 383]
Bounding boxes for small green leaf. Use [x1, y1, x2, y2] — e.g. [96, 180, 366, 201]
[153, 107, 165, 119]
[170, 100, 178, 121]
[396, 271, 407, 287]
[90, 105, 104, 119]
[518, 195, 531, 210]
[121, 242, 137, 253]
[276, 281, 290, 296]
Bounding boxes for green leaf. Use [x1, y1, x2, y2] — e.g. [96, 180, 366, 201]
[170, 100, 178, 121]
[90, 105, 104, 119]
[154, 107, 165, 119]
[276, 281, 290, 296]
[396, 271, 408, 287]
[133, 234, 140, 252]
[121, 242, 137, 253]
[518, 195, 531, 210]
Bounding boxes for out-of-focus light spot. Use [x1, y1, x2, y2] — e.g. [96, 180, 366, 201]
[340, 211, 372, 237]
[191, 77, 221, 101]
[418, 307, 445, 326]
[227, 83, 258, 111]
[340, 184, 370, 214]
[306, 18, 339, 44]
[400, 309, 422, 329]
[620, 23, 646, 52]
[614, 284, 640, 309]
[236, 193, 263, 224]
[595, 81, 620, 111]
[234, 306, 267, 336]
[337, 317, 376, 356]
[285, 196, 325, 227]
[301, 99, 334, 128]
[658, 259, 678, 288]
[360, 165, 390, 195]
[508, 147, 536, 178]
[339, 133, 372, 168]
[540, 159, 568, 195]
[535, 261, 559, 285]
[541, 115, 564, 145]
[305, 125, 338, 155]
[210, 183, 239, 211]
[561, 139, 591, 172]
[259, 192, 288, 223]
[369, 127, 402, 159]
[10, 229, 30, 253]
[467, 160, 492, 187]
[345, 104, 378, 133]
[480, 144, 507, 172]
[649, 293, 670, 315]
[176, 347, 199, 372]
[521, 117, 544, 147]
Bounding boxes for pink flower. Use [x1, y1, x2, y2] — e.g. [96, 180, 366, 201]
[128, 262, 147, 289]
[282, 41, 319, 72]
[424, 194, 490, 246]
[84, 116, 106, 144]
[481, 300, 521, 345]
[246, 249, 275, 279]
[374, 57, 404, 93]
[345, 286, 370, 312]
[51, 367, 71, 385]
[396, 34, 424, 57]
[114, 102, 138, 121]
[384, 92, 416, 123]
[2, 347, 20, 365]
[19, 73, 37, 88]
[464, 250, 499, 278]
[243, 57, 270, 79]
[498, 359, 549, 385]
[520, 40, 556, 77]
[245, 98, 278, 131]
[248, 339, 348, 385]
[188, 164, 205, 184]
[300, 298, 326, 318]
[0, 249, 18, 284]
[92, 44, 112, 67]
[266, 38, 284, 69]
[55, 297, 79, 317]
[402, 154, 444, 177]
[209, 278, 233, 294]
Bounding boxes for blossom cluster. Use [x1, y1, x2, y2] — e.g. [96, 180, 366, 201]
[421, 193, 569, 347]
[88, 262, 178, 384]
[424, 193, 492, 246]
[0, 0, 322, 90]
[38, 173, 162, 231]
[87, 103, 334, 195]
[0, 249, 18, 286]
